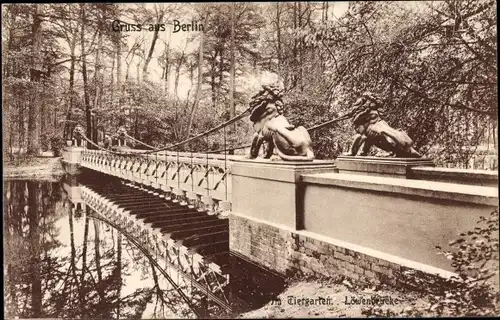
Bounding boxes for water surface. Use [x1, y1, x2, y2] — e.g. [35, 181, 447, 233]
[3, 178, 284, 319]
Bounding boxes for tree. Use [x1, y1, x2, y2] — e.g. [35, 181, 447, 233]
[27, 4, 43, 156]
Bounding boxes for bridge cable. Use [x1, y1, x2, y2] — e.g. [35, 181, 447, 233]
[190, 253, 194, 309]
[198, 113, 353, 155]
[74, 107, 252, 157]
[140, 107, 251, 155]
[78, 108, 353, 158]
[124, 132, 155, 150]
[87, 214, 203, 318]
[155, 151, 158, 186]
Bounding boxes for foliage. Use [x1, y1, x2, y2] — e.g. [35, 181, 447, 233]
[2, 2, 497, 165]
[50, 136, 66, 157]
[268, 0, 497, 165]
[429, 209, 499, 316]
[284, 93, 347, 159]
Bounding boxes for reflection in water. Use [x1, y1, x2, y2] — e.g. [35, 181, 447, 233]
[4, 179, 204, 319]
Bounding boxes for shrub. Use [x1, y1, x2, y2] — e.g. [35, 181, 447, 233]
[362, 209, 499, 317]
[50, 136, 66, 157]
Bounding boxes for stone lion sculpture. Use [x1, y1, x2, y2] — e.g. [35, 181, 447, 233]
[347, 93, 422, 158]
[72, 124, 85, 147]
[248, 85, 314, 161]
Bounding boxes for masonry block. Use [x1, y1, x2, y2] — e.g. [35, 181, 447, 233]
[372, 264, 393, 277]
[353, 265, 364, 275]
[336, 252, 353, 264]
[357, 259, 372, 271]
[364, 270, 376, 278]
[334, 246, 347, 254]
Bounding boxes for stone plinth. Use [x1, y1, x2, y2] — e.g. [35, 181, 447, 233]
[62, 147, 84, 175]
[336, 155, 434, 178]
[410, 166, 499, 187]
[62, 147, 84, 164]
[230, 159, 337, 229]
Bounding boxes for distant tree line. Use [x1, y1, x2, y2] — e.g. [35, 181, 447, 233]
[2, 2, 497, 168]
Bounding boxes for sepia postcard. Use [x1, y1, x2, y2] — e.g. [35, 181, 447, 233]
[2, 1, 498, 319]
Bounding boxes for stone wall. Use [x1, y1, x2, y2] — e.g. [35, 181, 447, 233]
[229, 159, 497, 290]
[301, 173, 497, 271]
[230, 212, 456, 291]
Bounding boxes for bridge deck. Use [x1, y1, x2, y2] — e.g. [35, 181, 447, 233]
[78, 172, 230, 268]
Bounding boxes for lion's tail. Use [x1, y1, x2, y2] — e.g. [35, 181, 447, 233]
[275, 146, 314, 161]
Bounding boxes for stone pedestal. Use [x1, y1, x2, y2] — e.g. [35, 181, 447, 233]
[62, 147, 84, 175]
[336, 155, 434, 178]
[63, 147, 83, 164]
[230, 159, 337, 229]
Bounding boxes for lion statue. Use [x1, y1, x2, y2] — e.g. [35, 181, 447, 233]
[347, 93, 422, 158]
[72, 124, 85, 147]
[248, 85, 314, 161]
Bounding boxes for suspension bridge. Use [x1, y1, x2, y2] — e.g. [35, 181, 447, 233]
[61, 94, 498, 318]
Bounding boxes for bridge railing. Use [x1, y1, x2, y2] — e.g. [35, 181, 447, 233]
[80, 149, 235, 213]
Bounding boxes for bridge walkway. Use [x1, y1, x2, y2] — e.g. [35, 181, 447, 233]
[78, 171, 230, 269]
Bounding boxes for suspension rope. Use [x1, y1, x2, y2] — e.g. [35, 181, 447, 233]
[124, 133, 155, 149]
[79, 133, 115, 152]
[75, 104, 357, 159]
[165, 151, 169, 198]
[196, 112, 355, 155]
[73, 107, 252, 157]
[306, 114, 352, 132]
[140, 107, 251, 155]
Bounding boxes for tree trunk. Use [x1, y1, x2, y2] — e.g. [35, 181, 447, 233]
[292, 2, 298, 88]
[4, 9, 16, 160]
[143, 25, 161, 81]
[40, 102, 46, 150]
[80, 4, 92, 144]
[186, 21, 205, 138]
[229, 3, 236, 154]
[134, 109, 139, 139]
[27, 5, 43, 156]
[18, 101, 25, 160]
[63, 45, 76, 140]
[164, 40, 170, 96]
[211, 56, 217, 109]
[173, 52, 184, 99]
[136, 61, 141, 83]
[9, 117, 14, 160]
[298, 2, 303, 92]
[219, 48, 224, 100]
[28, 182, 41, 317]
[110, 53, 115, 110]
[276, 3, 282, 79]
[116, 19, 122, 127]
[93, 7, 103, 144]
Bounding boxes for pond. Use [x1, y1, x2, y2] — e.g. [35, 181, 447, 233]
[3, 177, 284, 319]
